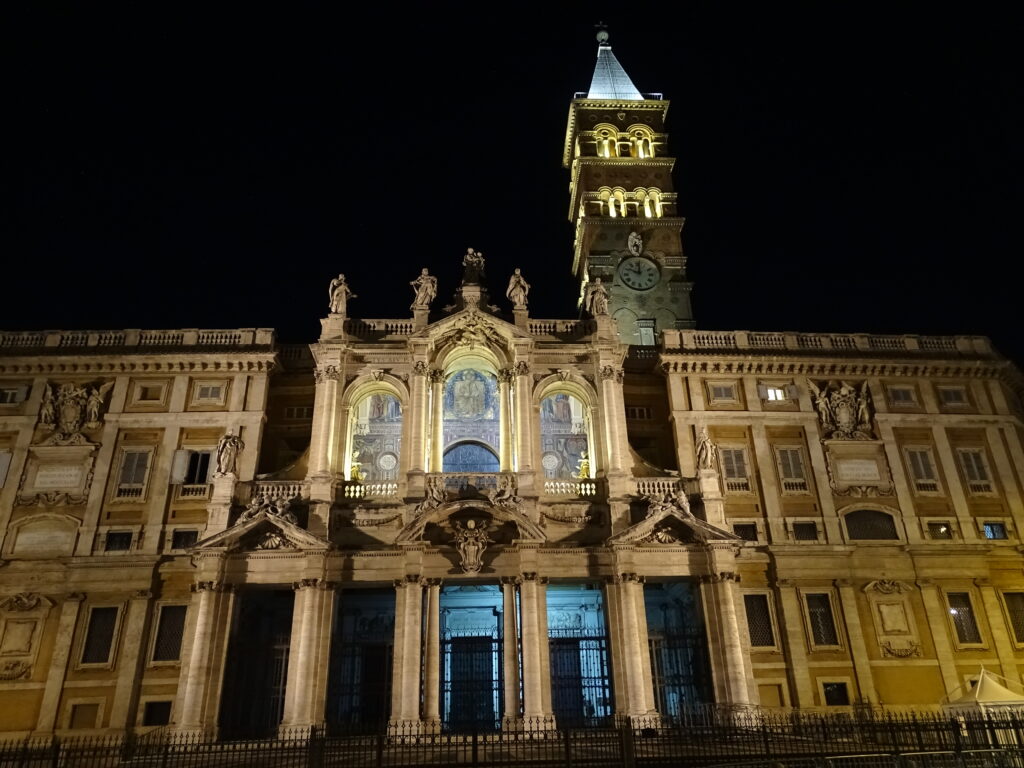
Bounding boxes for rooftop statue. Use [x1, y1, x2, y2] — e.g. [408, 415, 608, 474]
[409, 268, 438, 310]
[328, 273, 356, 315]
[461, 248, 485, 284]
[584, 277, 610, 316]
[506, 268, 530, 309]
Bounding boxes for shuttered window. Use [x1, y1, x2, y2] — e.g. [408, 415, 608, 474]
[720, 448, 751, 492]
[776, 447, 808, 492]
[81, 606, 119, 664]
[116, 450, 150, 498]
[152, 605, 188, 662]
[905, 448, 939, 493]
[958, 449, 993, 494]
[1003, 593, 1024, 644]
[743, 594, 775, 647]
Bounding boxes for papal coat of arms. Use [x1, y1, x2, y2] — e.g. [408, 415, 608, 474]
[809, 380, 874, 440]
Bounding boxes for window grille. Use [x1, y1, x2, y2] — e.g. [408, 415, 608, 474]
[104, 531, 132, 552]
[806, 594, 839, 646]
[906, 448, 939, 493]
[195, 384, 222, 401]
[927, 521, 953, 540]
[142, 701, 172, 726]
[152, 605, 187, 662]
[743, 594, 775, 647]
[958, 449, 993, 494]
[81, 606, 118, 664]
[983, 522, 1008, 540]
[116, 450, 149, 499]
[793, 522, 818, 541]
[720, 448, 750, 492]
[171, 530, 198, 550]
[733, 523, 758, 542]
[776, 447, 808, 492]
[823, 682, 850, 706]
[709, 384, 736, 402]
[1004, 593, 1024, 643]
[284, 406, 314, 419]
[844, 509, 898, 540]
[947, 592, 982, 644]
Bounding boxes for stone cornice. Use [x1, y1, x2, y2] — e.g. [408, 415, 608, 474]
[660, 358, 1006, 380]
[0, 355, 275, 375]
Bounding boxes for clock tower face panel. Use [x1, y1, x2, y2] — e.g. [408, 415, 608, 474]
[617, 256, 660, 291]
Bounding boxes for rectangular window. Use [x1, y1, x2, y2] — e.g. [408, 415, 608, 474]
[732, 523, 759, 542]
[1003, 593, 1024, 644]
[823, 682, 850, 706]
[938, 386, 969, 407]
[142, 701, 172, 727]
[775, 447, 808, 493]
[137, 385, 164, 402]
[104, 531, 132, 552]
[626, 406, 653, 420]
[905, 447, 940, 494]
[805, 593, 839, 646]
[927, 521, 954, 540]
[0, 386, 28, 404]
[170, 449, 213, 496]
[637, 319, 656, 346]
[191, 381, 226, 405]
[151, 605, 187, 662]
[765, 386, 787, 401]
[947, 592, 982, 644]
[743, 594, 775, 647]
[115, 450, 151, 499]
[958, 449, 993, 494]
[887, 386, 918, 407]
[720, 447, 751, 492]
[284, 405, 314, 420]
[69, 702, 99, 729]
[81, 606, 119, 665]
[171, 530, 199, 550]
[708, 382, 739, 404]
[983, 522, 1008, 540]
[792, 522, 818, 541]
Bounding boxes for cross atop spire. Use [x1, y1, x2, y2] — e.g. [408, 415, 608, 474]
[586, 28, 643, 100]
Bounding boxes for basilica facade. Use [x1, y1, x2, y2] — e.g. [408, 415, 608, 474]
[1, 37, 1024, 738]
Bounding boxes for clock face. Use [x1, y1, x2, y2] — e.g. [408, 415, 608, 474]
[617, 256, 660, 291]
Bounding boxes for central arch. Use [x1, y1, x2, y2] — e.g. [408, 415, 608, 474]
[443, 440, 499, 474]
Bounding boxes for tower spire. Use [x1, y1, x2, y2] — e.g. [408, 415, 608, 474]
[586, 28, 643, 101]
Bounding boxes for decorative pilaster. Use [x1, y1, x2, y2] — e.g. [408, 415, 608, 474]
[598, 365, 630, 495]
[512, 362, 535, 488]
[428, 370, 445, 473]
[498, 368, 514, 472]
[916, 579, 960, 696]
[408, 362, 430, 485]
[175, 582, 235, 735]
[33, 593, 85, 734]
[834, 580, 878, 704]
[614, 574, 657, 719]
[518, 573, 552, 722]
[281, 579, 336, 729]
[309, 365, 341, 479]
[976, 580, 1020, 685]
[501, 577, 521, 724]
[108, 590, 153, 731]
[390, 576, 425, 725]
[422, 579, 442, 725]
[775, 581, 814, 707]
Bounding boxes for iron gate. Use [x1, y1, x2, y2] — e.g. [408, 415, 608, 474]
[649, 630, 714, 717]
[441, 629, 503, 731]
[326, 592, 395, 731]
[548, 627, 613, 726]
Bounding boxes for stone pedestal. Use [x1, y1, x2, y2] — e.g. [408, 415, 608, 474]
[412, 308, 429, 330]
[205, 474, 237, 536]
[698, 468, 725, 527]
[319, 313, 346, 340]
[512, 308, 529, 329]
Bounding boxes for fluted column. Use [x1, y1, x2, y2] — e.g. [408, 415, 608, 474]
[282, 579, 336, 729]
[616, 574, 656, 717]
[501, 577, 521, 723]
[176, 582, 235, 734]
[701, 573, 751, 707]
[390, 576, 425, 724]
[498, 369, 513, 471]
[428, 370, 445, 473]
[422, 580, 442, 724]
[309, 366, 341, 479]
[518, 573, 552, 721]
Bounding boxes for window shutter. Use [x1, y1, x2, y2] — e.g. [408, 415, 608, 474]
[786, 384, 800, 400]
[197, 451, 213, 483]
[908, 450, 935, 481]
[779, 449, 804, 480]
[170, 450, 189, 484]
[16, 385, 30, 403]
[0, 451, 11, 488]
[120, 451, 149, 485]
[757, 384, 769, 399]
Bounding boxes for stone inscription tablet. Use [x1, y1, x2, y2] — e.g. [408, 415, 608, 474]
[835, 459, 881, 483]
[34, 464, 84, 490]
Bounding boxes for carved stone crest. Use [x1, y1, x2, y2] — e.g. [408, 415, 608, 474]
[809, 380, 874, 440]
[38, 381, 113, 445]
[437, 311, 506, 351]
[452, 519, 491, 574]
[627, 231, 643, 257]
[0, 660, 31, 680]
[0, 593, 42, 612]
[237, 494, 298, 526]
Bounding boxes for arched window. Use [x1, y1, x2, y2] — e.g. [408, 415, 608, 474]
[539, 392, 591, 479]
[443, 441, 499, 473]
[442, 368, 500, 471]
[351, 392, 402, 482]
[844, 509, 899, 540]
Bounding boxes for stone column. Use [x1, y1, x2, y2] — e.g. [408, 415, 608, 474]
[775, 581, 815, 707]
[501, 578, 521, 724]
[281, 579, 336, 729]
[429, 371, 445, 473]
[407, 366, 430, 483]
[917, 579, 960, 696]
[175, 582, 235, 735]
[518, 573, 552, 722]
[512, 363, 535, 487]
[598, 366, 627, 478]
[33, 593, 84, 734]
[422, 580, 442, 725]
[701, 573, 751, 707]
[498, 369, 513, 472]
[390, 576, 424, 725]
[309, 366, 341, 479]
[108, 590, 153, 731]
[977, 580, 1020, 685]
[835, 580, 878, 704]
[615, 574, 656, 718]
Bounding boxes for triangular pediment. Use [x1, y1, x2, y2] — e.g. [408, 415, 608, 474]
[608, 506, 738, 547]
[413, 308, 533, 346]
[193, 511, 331, 553]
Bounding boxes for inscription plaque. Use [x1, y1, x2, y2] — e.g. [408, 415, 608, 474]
[34, 465, 84, 490]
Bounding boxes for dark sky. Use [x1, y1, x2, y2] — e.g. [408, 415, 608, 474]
[9, 7, 1024, 363]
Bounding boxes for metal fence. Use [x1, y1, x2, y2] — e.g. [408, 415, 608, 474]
[2, 709, 1024, 768]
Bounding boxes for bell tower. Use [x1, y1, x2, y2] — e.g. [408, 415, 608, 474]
[564, 30, 694, 343]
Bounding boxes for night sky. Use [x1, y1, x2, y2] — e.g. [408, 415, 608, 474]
[9, 7, 1024, 363]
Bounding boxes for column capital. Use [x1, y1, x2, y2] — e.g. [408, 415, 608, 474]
[314, 365, 341, 384]
[616, 572, 644, 584]
[424, 578, 443, 587]
[513, 361, 531, 377]
[395, 574, 424, 588]
[702, 571, 740, 584]
[833, 579, 854, 588]
[520, 571, 547, 584]
[498, 367, 515, 384]
[974, 577, 993, 588]
[916, 578, 935, 589]
[428, 368, 445, 383]
[292, 578, 337, 591]
[772, 578, 795, 589]
[65, 592, 86, 603]
[599, 365, 624, 383]
[191, 581, 232, 593]
[131, 589, 153, 600]
[499, 576, 519, 586]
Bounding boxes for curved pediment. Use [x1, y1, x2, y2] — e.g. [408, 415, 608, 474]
[396, 497, 546, 545]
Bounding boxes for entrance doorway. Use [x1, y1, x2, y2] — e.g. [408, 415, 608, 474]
[218, 589, 294, 738]
[326, 588, 395, 732]
[547, 584, 612, 726]
[440, 585, 504, 731]
[645, 581, 714, 717]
